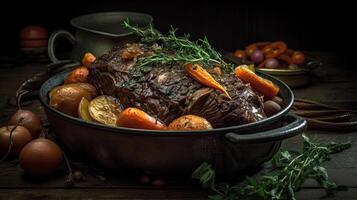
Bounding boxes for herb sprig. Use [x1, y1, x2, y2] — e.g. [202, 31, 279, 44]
[192, 135, 351, 200]
[123, 20, 233, 69]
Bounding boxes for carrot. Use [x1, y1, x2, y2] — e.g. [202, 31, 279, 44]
[82, 52, 96, 67]
[116, 107, 167, 130]
[185, 64, 231, 99]
[64, 66, 89, 84]
[234, 66, 279, 99]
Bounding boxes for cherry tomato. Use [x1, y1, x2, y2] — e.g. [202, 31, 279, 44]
[291, 51, 306, 65]
[233, 50, 247, 59]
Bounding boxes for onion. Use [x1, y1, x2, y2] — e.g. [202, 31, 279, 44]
[250, 50, 264, 64]
[19, 138, 62, 177]
[265, 58, 279, 69]
[8, 109, 42, 138]
[264, 100, 282, 117]
[0, 126, 32, 157]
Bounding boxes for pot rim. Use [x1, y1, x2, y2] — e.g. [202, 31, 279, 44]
[70, 12, 153, 38]
[40, 70, 294, 136]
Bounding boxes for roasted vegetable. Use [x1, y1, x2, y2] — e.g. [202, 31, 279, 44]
[78, 97, 94, 122]
[49, 84, 94, 117]
[168, 115, 213, 130]
[235, 66, 279, 99]
[185, 63, 231, 99]
[82, 52, 96, 67]
[64, 66, 89, 84]
[264, 100, 282, 117]
[116, 107, 167, 130]
[88, 95, 122, 126]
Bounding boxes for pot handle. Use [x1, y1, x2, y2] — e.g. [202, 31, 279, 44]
[48, 30, 76, 63]
[224, 114, 307, 144]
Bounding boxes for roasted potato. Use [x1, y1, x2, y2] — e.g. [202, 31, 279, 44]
[49, 83, 97, 99]
[49, 84, 94, 117]
[168, 115, 213, 130]
[88, 95, 122, 126]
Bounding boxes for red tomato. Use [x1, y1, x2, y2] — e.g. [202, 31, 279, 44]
[291, 51, 306, 65]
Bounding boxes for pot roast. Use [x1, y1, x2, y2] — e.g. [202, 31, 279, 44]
[88, 43, 266, 128]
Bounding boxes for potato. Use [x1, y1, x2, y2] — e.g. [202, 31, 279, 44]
[64, 66, 89, 84]
[168, 115, 213, 130]
[49, 83, 97, 99]
[49, 84, 93, 117]
[78, 97, 94, 122]
[88, 95, 122, 126]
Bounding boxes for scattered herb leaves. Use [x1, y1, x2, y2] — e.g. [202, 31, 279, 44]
[192, 134, 351, 200]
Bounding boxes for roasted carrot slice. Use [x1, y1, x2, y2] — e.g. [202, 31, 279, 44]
[116, 107, 167, 130]
[82, 52, 96, 67]
[234, 66, 279, 99]
[185, 64, 231, 99]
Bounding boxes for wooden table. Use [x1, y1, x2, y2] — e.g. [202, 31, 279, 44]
[0, 53, 356, 199]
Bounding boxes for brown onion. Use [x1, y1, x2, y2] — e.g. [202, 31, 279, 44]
[264, 100, 282, 117]
[0, 126, 32, 157]
[19, 138, 63, 177]
[8, 109, 42, 138]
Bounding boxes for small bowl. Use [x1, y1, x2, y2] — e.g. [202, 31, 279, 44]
[256, 60, 321, 88]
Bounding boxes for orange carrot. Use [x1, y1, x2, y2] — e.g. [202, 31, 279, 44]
[82, 52, 96, 67]
[64, 66, 89, 84]
[185, 64, 231, 99]
[116, 107, 167, 130]
[234, 66, 279, 99]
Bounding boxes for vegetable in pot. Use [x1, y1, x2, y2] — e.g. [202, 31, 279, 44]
[168, 115, 213, 130]
[64, 66, 89, 84]
[116, 107, 167, 130]
[49, 83, 95, 117]
[82, 52, 96, 67]
[88, 95, 122, 126]
[234, 66, 280, 99]
[185, 63, 231, 99]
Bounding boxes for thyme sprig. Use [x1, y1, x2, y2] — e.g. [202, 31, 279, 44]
[192, 135, 351, 200]
[123, 20, 233, 69]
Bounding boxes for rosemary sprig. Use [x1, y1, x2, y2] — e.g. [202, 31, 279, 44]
[122, 20, 233, 69]
[192, 135, 351, 200]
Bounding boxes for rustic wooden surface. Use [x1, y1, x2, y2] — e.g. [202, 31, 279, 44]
[0, 53, 356, 199]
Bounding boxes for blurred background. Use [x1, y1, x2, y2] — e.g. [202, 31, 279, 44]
[0, 0, 354, 63]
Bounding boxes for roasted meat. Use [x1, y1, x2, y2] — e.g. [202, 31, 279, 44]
[88, 43, 266, 127]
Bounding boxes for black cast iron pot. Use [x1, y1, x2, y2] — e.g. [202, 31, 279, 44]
[29, 66, 306, 176]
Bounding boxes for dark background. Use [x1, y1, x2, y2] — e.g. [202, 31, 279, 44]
[0, 0, 354, 61]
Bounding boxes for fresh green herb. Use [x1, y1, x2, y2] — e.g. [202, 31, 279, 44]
[122, 20, 233, 69]
[192, 135, 351, 200]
